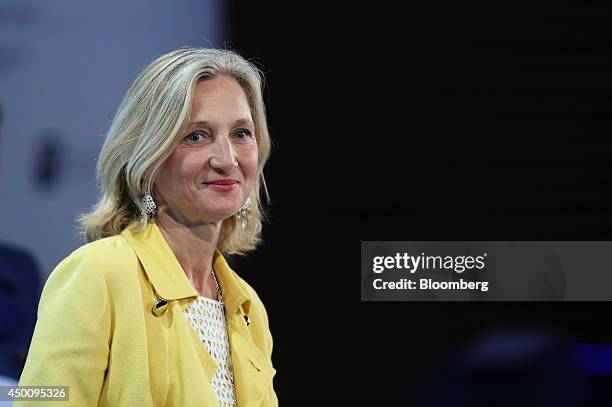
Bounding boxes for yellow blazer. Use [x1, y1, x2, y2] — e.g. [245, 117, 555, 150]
[17, 221, 278, 406]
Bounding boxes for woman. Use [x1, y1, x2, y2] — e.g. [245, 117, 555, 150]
[17, 47, 277, 406]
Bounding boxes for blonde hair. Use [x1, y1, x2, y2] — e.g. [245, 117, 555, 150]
[78, 47, 271, 255]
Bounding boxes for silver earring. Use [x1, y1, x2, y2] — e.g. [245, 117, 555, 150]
[237, 198, 252, 230]
[142, 193, 157, 219]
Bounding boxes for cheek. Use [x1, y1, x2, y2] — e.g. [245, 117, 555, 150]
[158, 153, 198, 189]
[241, 149, 259, 178]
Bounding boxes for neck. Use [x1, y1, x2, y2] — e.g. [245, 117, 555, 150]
[155, 207, 221, 297]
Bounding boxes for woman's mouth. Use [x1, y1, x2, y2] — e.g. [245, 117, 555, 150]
[204, 179, 239, 192]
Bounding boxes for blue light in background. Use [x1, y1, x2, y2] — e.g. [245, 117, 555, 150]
[574, 343, 612, 375]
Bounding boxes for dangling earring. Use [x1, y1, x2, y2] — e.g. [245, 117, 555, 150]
[142, 193, 157, 220]
[237, 198, 252, 230]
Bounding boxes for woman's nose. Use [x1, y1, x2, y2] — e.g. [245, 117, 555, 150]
[209, 136, 238, 174]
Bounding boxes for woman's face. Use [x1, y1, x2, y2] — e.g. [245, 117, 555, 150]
[154, 74, 258, 225]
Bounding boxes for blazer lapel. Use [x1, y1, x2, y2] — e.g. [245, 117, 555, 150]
[174, 299, 219, 383]
[121, 221, 199, 300]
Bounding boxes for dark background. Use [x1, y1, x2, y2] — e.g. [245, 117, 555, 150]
[229, 2, 612, 405]
[227, 2, 349, 405]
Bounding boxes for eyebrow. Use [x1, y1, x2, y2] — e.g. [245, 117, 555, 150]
[187, 118, 255, 129]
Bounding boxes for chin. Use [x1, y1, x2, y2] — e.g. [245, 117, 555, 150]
[201, 209, 240, 222]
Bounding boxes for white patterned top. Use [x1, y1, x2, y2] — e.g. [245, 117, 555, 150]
[183, 296, 236, 407]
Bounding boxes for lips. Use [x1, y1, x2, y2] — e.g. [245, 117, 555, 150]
[205, 179, 239, 185]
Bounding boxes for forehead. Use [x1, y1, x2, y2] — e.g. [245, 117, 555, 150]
[189, 74, 252, 121]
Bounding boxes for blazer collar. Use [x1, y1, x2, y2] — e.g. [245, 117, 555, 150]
[120, 221, 250, 318]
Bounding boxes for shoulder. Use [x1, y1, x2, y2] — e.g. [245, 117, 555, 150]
[48, 234, 140, 291]
[62, 233, 135, 264]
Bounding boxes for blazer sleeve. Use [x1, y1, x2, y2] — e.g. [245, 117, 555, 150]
[16, 248, 111, 406]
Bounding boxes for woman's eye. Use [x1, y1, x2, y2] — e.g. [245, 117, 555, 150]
[184, 132, 206, 143]
[234, 129, 253, 139]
